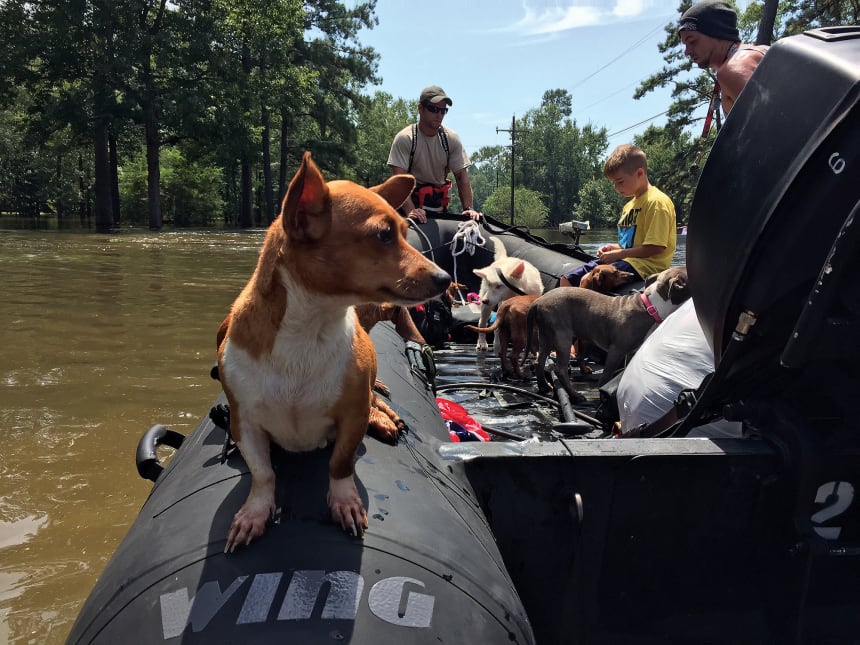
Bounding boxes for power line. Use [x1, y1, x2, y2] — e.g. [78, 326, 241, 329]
[580, 80, 640, 111]
[607, 109, 671, 137]
[606, 98, 711, 139]
[568, 18, 667, 92]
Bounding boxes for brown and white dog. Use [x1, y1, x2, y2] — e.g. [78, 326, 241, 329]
[466, 294, 539, 379]
[579, 264, 636, 294]
[473, 239, 543, 352]
[527, 266, 690, 396]
[217, 152, 450, 551]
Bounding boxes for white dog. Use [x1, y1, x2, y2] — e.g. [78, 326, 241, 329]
[473, 238, 543, 352]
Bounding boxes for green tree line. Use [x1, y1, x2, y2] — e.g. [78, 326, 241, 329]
[0, 0, 852, 231]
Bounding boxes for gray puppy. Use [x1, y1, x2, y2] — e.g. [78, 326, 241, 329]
[526, 266, 691, 396]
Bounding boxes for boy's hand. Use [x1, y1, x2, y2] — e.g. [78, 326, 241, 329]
[597, 247, 617, 263]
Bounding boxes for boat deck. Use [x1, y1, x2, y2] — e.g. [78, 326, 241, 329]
[432, 342, 608, 441]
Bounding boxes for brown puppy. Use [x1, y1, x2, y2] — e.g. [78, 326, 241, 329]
[572, 265, 636, 366]
[217, 152, 450, 551]
[579, 264, 636, 294]
[527, 267, 690, 396]
[466, 294, 540, 379]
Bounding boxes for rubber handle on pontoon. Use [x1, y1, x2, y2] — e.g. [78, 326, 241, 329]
[136, 424, 185, 482]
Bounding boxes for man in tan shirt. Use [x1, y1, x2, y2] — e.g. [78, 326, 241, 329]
[387, 86, 480, 223]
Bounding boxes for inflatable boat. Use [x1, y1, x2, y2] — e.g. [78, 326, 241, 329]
[69, 28, 860, 643]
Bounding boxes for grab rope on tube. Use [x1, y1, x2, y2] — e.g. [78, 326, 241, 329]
[449, 220, 485, 303]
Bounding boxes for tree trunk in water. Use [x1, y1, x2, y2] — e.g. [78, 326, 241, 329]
[261, 102, 275, 225]
[93, 117, 114, 232]
[56, 153, 64, 221]
[109, 127, 121, 226]
[78, 152, 87, 226]
[145, 105, 163, 230]
[240, 156, 253, 228]
[756, 0, 778, 45]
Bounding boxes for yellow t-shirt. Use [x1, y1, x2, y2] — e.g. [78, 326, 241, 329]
[617, 185, 676, 278]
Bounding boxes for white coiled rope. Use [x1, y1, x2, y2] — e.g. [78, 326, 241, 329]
[449, 219, 486, 304]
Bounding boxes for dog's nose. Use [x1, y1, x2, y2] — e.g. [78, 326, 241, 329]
[432, 271, 452, 293]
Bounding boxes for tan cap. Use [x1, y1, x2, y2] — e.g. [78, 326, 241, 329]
[419, 86, 453, 106]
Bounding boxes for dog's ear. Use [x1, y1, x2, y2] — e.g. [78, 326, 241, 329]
[281, 151, 331, 242]
[371, 174, 415, 210]
[510, 261, 525, 280]
[667, 269, 690, 304]
[580, 273, 594, 289]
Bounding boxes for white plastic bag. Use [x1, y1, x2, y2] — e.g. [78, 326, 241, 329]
[618, 299, 742, 438]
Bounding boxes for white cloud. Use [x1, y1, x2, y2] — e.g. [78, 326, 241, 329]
[612, 0, 649, 18]
[506, 1, 652, 35]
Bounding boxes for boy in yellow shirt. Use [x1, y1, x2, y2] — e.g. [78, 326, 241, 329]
[561, 144, 676, 286]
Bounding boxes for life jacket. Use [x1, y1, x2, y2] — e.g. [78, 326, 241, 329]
[408, 123, 452, 212]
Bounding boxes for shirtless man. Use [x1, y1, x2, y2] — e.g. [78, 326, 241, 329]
[678, 0, 768, 115]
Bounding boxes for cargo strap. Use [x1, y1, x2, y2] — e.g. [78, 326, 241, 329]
[702, 81, 721, 137]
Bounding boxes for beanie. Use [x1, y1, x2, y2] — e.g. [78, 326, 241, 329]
[678, 0, 740, 42]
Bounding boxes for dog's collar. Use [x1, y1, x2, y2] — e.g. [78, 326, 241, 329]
[495, 267, 528, 296]
[640, 292, 663, 323]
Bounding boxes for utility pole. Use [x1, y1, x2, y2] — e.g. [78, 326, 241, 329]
[497, 115, 517, 225]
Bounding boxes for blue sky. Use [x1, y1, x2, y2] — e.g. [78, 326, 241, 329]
[356, 0, 752, 155]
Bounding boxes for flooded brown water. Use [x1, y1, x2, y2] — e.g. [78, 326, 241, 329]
[0, 224, 680, 642]
[0, 228, 262, 643]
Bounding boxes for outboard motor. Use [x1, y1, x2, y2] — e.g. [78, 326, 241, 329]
[686, 26, 860, 428]
[684, 26, 860, 641]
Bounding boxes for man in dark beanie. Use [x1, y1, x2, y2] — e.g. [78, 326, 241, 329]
[679, 0, 768, 114]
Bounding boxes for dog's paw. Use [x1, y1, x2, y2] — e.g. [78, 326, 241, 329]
[328, 476, 368, 538]
[367, 408, 401, 445]
[225, 499, 274, 553]
[475, 341, 489, 352]
[367, 393, 405, 445]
